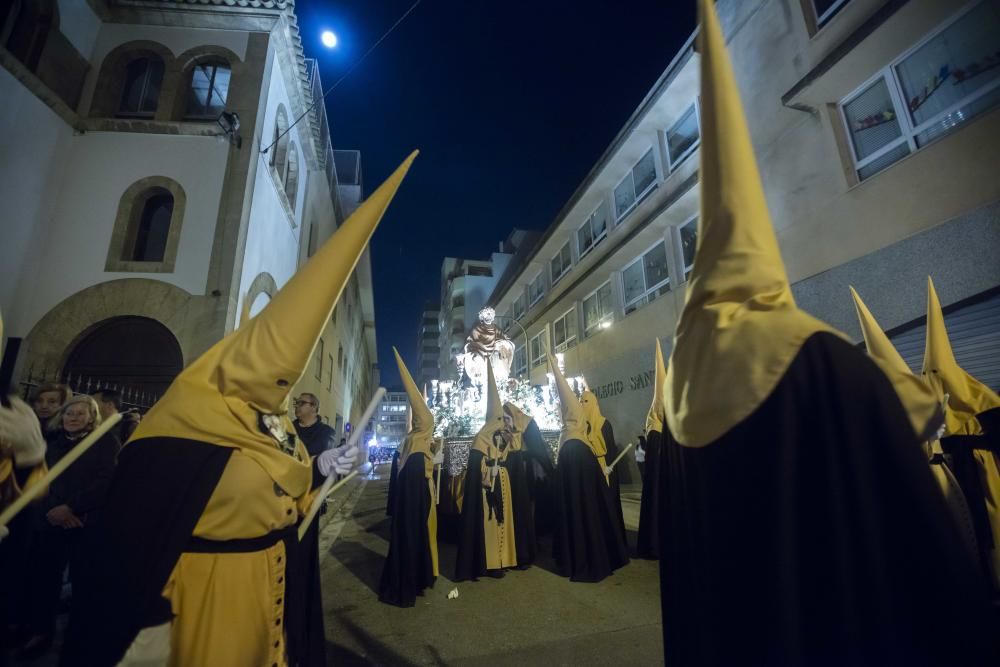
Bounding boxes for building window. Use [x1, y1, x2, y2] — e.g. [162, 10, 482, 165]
[583, 281, 614, 336]
[553, 308, 577, 352]
[118, 57, 164, 117]
[326, 353, 334, 391]
[105, 177, 186, 273]
[513, 345, 527, 377]
[185, 60, 230, 120]
[666, 104, 700, 169]
[577, 205, 608, 258]
[550, 242, 572, 285]
[314, 339, 324, 381]
[812, 0, 851, 29]
[622, 242, 671, 314]
[512, 293, 527, 321]
[269, 105, 290, 179]
[530, 332, 545, 368]
[338, 344, 344, 370]
[528, 273, 545, 307]
[678, 216, 698, 278]
[840, 1, 1000, 181]
[126, 189, 173, 262]
[613, 148, 657, 221]
[283, 142, 299, 213]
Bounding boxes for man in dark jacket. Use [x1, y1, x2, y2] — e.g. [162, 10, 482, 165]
[293, 393, 336, 458]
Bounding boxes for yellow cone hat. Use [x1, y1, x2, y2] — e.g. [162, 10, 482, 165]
[923, 277, 1000, 435]
[547, 351, 589, 448]
[132, 151, 418, 494]
[472, 359, 505, 455]
[664, 0, 838, 448]
[646, 339, 666, 435]
[393, 346, 435, 469]
[849, 286, 943, 432]
[580, 391, 608, 458]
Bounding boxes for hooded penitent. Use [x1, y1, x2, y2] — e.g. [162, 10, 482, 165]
[548, 350, 627, 582]
[851, 286, 980, 565]
[923, 277, 1000, 590]
[456, 359, 518, 578]
[65, 152, 419, 666]
[579, 391, 608, 460]
[637, 339, 666, 559]
[378, 346, 438, 607]
[657, 2, 993, 664]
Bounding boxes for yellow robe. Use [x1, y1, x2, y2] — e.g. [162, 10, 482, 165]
[163, 449, 316, 667]
[479, 444, 517, 570]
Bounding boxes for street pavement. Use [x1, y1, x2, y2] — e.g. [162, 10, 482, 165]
[319, 465, 662, 666]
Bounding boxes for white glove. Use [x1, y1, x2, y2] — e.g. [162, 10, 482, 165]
[635, 447, 645, 464]
[603, 465, 613, 476]
[0, 396, 46, 467]
[117, 621, 172, 666]
[432, 448, 444, 466]
[318, 445, 358, 477]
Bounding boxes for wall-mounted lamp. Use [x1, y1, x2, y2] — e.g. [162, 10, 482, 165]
[217, 110, 242, 148]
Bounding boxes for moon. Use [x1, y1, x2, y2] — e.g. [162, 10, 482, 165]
[321, 30, 338, 48]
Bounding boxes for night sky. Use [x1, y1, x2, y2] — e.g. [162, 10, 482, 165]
[295, 0, 697, 388]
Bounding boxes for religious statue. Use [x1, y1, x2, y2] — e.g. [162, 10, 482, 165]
[458, 307, 515, 385]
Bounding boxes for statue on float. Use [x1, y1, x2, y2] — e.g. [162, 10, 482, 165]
[458, 307, 515, 386]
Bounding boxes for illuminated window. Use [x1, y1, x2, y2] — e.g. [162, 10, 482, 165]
[553, 308, 577, 352]
[622, 242, 670, 314]
[583, 282, 614, 336]
[530, 331, 545, 368]
[614, 148, 657, 221]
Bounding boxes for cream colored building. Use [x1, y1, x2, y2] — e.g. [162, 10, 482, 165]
[0, 0, 379, 436]
[488, 0, 1000, 484]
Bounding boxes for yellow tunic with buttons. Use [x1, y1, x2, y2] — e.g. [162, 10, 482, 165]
[162, 449, 317, 667]
[480, 444, 517, 570]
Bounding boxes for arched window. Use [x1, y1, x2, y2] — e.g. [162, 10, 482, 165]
[105, 177, 186, 273]
[283, 142, 299, 211]
[185, 59, 230, 120]
[126, 188, 173, 261]
[269, 105, 289, 177]
[119, 56, 165, 117]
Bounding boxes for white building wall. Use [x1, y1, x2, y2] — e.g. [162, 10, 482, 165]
[11, 131, 230, 334]
[0, 68, 73, 338]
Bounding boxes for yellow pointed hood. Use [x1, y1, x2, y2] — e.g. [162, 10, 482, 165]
[472, 359, 505, 456]
[394, 346, 435, 470]
[547, 351, 590, 449]
[668, 0, 864, 447]
[645, 339, 666, 435]
[923, 277, 1000, 435]
[503, 402, 532, 434]
[132, 151, 418, 494]
[580, 390, 608, 458]
[849, 287, 941, 435]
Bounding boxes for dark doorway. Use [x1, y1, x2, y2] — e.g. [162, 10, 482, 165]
[63, 316, 183, 400]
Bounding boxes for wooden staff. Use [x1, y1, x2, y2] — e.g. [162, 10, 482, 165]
[606, 442, 634, 471]
[299, 387, 385, 540]
[434, 439, 442, 505]
[0, 413, 122, 531]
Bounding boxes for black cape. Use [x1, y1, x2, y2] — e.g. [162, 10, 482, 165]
[455, 449, 495, 580]
[61, 437, 326, 667]
[386, 449, 400, 516]
[506, 448, 536, 567]
[659, 332, 997, 666]
[941, 406, 1000, 594]
[379, 453, 436, 606]
[553, 439, 629, 582]
[636, 429, 663, 559]
[599, 420, 628, 547]
[523, 419, 556, 538]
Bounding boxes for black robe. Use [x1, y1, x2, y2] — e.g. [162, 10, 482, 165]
[455, 449, 496, 580]
[553, 439, 629, 582]
[636, 429, 663, 559]
[378, 453, 435, 607]
[386, 448, 400, 516]
[659, 332, 997, 666]
[523, 419, 557, 538]
[599, 420, 628, 547]
[61, 437, 327, 667]
[941, 406, 1000, 593]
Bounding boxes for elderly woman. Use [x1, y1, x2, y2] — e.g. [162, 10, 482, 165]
[15, 394, 118, 660]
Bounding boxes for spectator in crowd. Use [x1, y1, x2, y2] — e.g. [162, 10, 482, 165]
[92, 389, 141, 446]
[292, 393, 336, 458]
[31, 383, 71, 435]
[15, 395, 119, 660]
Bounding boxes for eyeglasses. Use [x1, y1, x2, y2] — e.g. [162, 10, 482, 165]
[294, 400, 316, 407]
